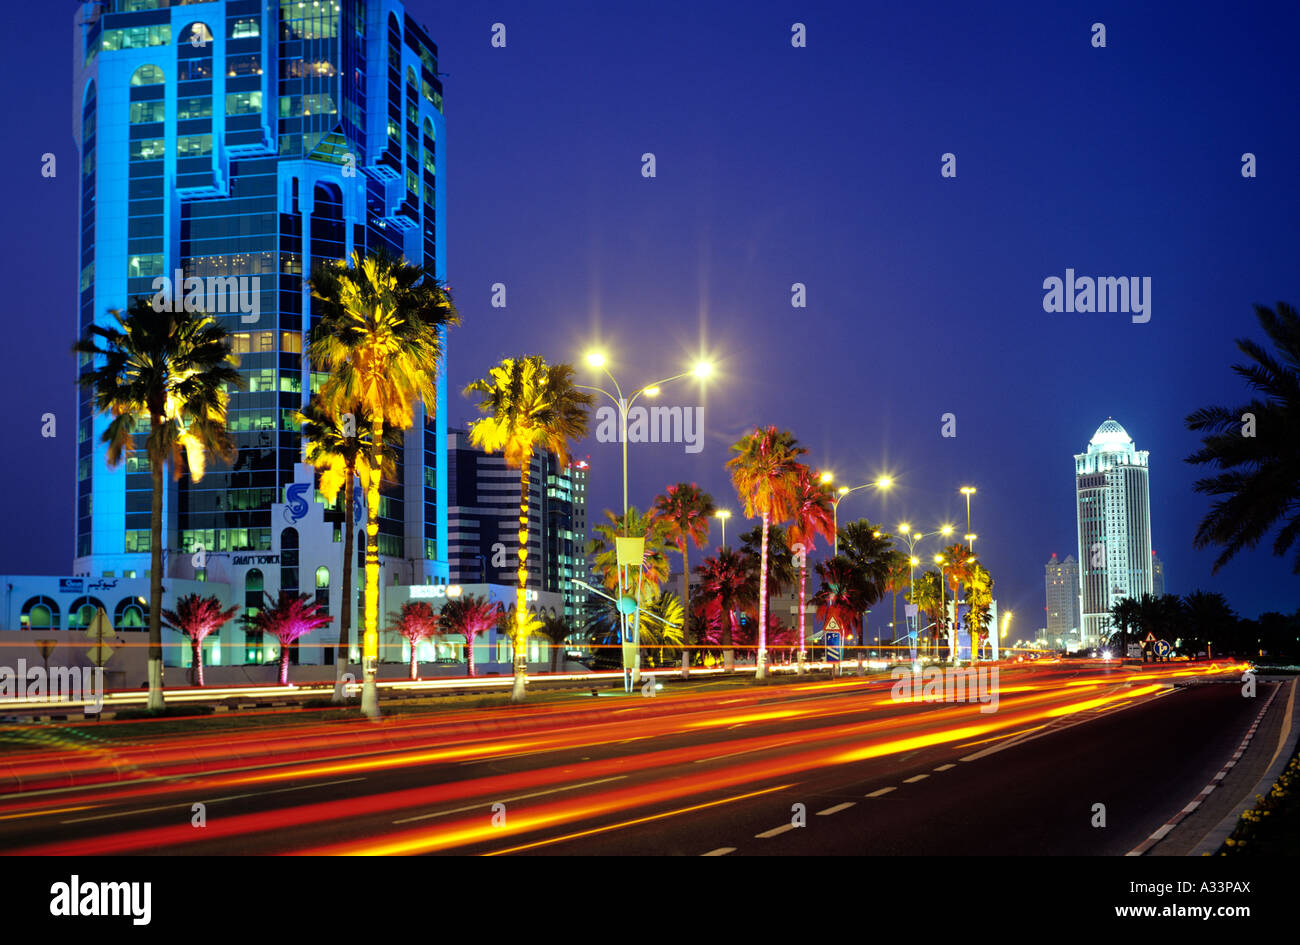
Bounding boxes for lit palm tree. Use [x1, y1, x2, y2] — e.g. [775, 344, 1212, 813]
[810, 555, 872, 656]
[298, 396, 398, 701]
[243, 592, 333, 686]
[727, 427, 806, 678]
[962, 562, 992, 662]
[439, 594, 503, 678]
[75, 297, 241, 711]
[387, 600, 440, 679]
[838, 520, 896, 649]
[883, 551, 913, 657]
[535, 611, 579, 671]
[162, 594, 239, 687]
[1185, 302, 1300, 573]
[694, 548, 758, 672]
[309, 250, 458, 717]
[587, 592, 684, 669]
[590, 507, 671, 593]
[465, 356, 592, 702]
[785, 467, 835, 672]
[650, 483, 716, 677]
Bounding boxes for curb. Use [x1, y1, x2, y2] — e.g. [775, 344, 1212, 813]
[1190, 676, 1299, 856]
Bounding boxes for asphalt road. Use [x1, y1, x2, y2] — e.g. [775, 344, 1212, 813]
[0, 660, 1271, 855]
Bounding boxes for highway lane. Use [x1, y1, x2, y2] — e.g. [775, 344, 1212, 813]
[0, 661, 1262, 855]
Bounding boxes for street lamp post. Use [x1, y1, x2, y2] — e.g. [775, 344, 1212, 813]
[714, 508, 731, 550]
[579, 353, 713, 690]
[897, 523, 953, 661]
[824, 474, 893, 555]
[960, 486, 976, 552]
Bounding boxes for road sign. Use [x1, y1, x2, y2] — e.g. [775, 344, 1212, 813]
[1154, 640, 1173, 659]
[824, 618, 843, 662]
[85, 607, 115, 667]
[1143, 632, 1156, 644]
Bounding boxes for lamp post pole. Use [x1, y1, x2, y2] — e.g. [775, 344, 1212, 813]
[825, 476, 893, 556]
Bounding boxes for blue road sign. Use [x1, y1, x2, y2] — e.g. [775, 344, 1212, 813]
[825, 630, 842, 662]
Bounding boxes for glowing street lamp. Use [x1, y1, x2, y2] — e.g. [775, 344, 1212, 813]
[825, 473, 894, 554]
[715, 508, 732, 549]
[960, 486, 976, 550]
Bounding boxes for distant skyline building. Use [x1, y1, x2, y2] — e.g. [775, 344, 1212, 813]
[1044, 552, 1080, 645]
[1075, 418, 1154, 645]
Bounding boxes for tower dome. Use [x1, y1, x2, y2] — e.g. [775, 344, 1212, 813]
[1089, 418, 1132, 450]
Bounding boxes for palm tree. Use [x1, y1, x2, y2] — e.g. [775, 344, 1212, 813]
[908, 570, 946, 659]
[439, 594, 503, 678]
[587, 592, 685, 669]
[694, 549, 758, 671]
[727, 427, 806, 678]
[298, 396, 397, 701]
[1108, 597, 1141, 656]
[838, 520, 896, 648]
[1182, 590, 1237, 657]
[75, 298, 241, 711]
[243, 592, 333, 685]
[162, 594, 239, 687]
[536, 612, 578, 671]
[465, 356, 592, 702]
[590, 507, 671, 594]
[962, 562, 992, 662]
[810, 556, 873, 656]
[1186, 302, 1300, 573]
[785, 467, 835, 672]
[387, 601, 440, 679]
[740, 523, 796, 647]
[309, 250, 458, 717]
[650, 483, 715, 677]
[883, 551, 913, 657]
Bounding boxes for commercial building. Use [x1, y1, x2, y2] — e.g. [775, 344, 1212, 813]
[1044, 552, 1081, 647]
[1074, 418, 1154, 645]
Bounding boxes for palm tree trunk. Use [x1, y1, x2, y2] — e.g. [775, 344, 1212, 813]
[409, 637, 418, 680]
[797, 562, 807, 673]
[680, 545, 691, 678]
[192, 638, 204, 687]
[757, 512, 770, 679]
[279, 643, 290, 686]
[723, 610, 734, 672]
[147, 445, 165, 712]
[360, 419, 383, 718]
[511, 455, 531, 703]
[466, 631, 476, 677]
[334, 470, 356, 702]
[892, 589, 898, 661]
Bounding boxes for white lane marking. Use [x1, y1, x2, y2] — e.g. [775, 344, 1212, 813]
[934, 764, 956, 771]
[866, 787, 896, 797]
[816, 802, 855, 816]
[60, 777, 367, 824]
[755, 823, 797, 839]
[392, 776, 627, 824]
[903, 774, 929, 783]
[702, 847, 736, 856]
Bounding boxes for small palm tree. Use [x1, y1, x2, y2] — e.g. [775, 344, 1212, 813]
[162, 594, 239, 686]
[75, 297, 241, 711]
[298, 396, 398, 701]
[962, 562, 992, 662]
[1182, 590, 1236, 657]
[243, 592, 333, 685]
[694, 549, 758, 672]
[439, 594, 503, 678]
[727, 427, 807, 678]
[1108, 597, 1141, 656]
[811, 556, 872, 653]
[387, 601, 440, 679]
[309, 250, 458, 717]
[1185, 302, 1300, 573]
[465, 356, 592, 702]
[908, 570, 946, 659]
[883, 551, 913, 657]
[650, 483, 716, 677]
[536, 612, 578, 671]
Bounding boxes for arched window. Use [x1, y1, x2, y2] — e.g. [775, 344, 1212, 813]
[422, 117, 435, 142]
[114, 597, 148, 630]
[281, 527, 300, 592]
[315, 566, 330, 588]
[20, 596, 59, 631]
[130, 64, 165, 86]
[67, 596, 106, 629]
[178, 22, 213, 46]
[406, 65, 417, 88]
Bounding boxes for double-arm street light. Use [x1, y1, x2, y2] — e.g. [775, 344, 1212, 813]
[897, 523, 953, 659]
[714, 508, 731, 549]
[960, 486, 976, 552]
[821, 472, 894, 555]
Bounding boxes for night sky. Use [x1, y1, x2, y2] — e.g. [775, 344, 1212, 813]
[4, 1, 1297, 629]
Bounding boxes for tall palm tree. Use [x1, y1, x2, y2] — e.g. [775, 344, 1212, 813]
[1182, 590, 1237, 657]
[1186, 302, 1300, 573]
[650, 483, 716, 677]
[590, 507, 672, 675]
[298, 396, 397, 701]
[838, 520, 896, 647]
[465, 356, 592, 702]
[309, 250, 458, 717]
[740, 523, 796, 644]
[387, 600, 439, 679]
[883, 551, 913, 656]
[785, 467, 835, 672]
[727, 427, 806, 678]
[75, 298, 241, 711]
[162, 594, 239, 687]
[1108, 596, 1141, 656]
[439, 594, 503, 678]
[694, 548, 758, 671]
[243, 592, 333, 685]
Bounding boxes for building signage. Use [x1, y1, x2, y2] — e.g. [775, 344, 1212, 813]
[232, 554, 281, 566]
[59, 578, 84, 594]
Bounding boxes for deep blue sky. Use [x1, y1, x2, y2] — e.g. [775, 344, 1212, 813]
[4, 1, 1297, 627]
